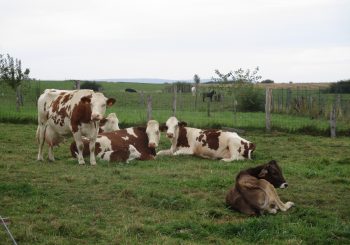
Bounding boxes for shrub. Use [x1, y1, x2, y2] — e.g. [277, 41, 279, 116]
[328, 80, 350, 94]
[261, 79, 274, 84]
[80, 81, 102, 91]
[238, 86, 265, 112]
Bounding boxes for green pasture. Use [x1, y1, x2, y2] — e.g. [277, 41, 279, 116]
[0, 123, 349, 244]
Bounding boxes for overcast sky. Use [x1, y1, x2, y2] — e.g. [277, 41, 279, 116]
[1, 0, 349, 83]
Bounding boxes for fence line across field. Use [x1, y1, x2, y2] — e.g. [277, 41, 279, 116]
[0, 81, 349, 136]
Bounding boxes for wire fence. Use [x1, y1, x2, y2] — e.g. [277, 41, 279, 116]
[0, 80, 349, 136]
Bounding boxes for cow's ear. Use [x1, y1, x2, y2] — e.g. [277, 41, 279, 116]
[268, 160, 277, 165]
[107, 98, 116, 106]
[258, 168, 268, 178]
[81, 96, 91, 104]
[178, 121, 187, 127]
[159, 124, 168, 132]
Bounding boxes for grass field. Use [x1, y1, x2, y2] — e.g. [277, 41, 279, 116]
[1, 123, 349, 244]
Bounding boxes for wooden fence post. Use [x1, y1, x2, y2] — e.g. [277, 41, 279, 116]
[147, 95, 152, 121]
[330, 94, 340, 138]
[330, 104, 336, 138]
[75, 80, 80, 90]
[265, 88, 272, 132]
[207, 101, 211, 117]
[172, 84, 177, 116]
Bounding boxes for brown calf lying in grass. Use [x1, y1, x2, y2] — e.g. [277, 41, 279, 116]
[226, 160, 294, 215]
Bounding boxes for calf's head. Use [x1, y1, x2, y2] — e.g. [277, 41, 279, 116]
[99, 113, 119, 132]
[145, 120, 160, 148]
[256, 160, 288, 189]
[81, 93, 116, 121]
[160, 116, 187, 139]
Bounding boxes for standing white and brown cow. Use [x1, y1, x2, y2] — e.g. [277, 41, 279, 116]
[37, 89, 116, 165]
[157, 117, 255, 161]
[70, 120, 160, 163]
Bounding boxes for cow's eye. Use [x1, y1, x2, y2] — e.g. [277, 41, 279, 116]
[156, 131, 159, 135]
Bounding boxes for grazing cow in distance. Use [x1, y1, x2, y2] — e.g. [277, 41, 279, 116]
[37, 89, 116, 165]
[226, 160, 294, 215]
[70, 120, 161, 163]
[125, 88, 137, 93]
[157, 117, 255, 161]
[191, 86, 196, 96]
[202, 90, 216, 102]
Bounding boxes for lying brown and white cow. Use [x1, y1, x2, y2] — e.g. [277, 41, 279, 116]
[226, 160, 294, 215]
[70, 120, 160, 163]
[37, 89, 116, 165]
[157, 116, 255, 161]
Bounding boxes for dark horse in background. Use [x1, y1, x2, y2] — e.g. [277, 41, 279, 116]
[202, 90, 216, 102]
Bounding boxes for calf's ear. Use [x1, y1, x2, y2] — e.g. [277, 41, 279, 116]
[258, 168, 268, 178]
[81, 96, 91, 104]
[178, 121, 187, 127]
[107, 98, 116, 106]
[268, 160, 277, 165]
[159, 124, 168, 132]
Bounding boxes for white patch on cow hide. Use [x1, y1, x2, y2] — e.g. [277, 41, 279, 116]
[127, 145, 141, 163]
[122, 136, 129, 141]
[126, 128, 138, 138]
[96, 136, 112, 158]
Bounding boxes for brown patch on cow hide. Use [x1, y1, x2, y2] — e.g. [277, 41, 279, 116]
[70, 139, 102, 158]
[61, 93, 73, 106]
[176, 127, 190, 148]
[109, 149, 130, 162]
[102, 127, 156, 161]
[70, 98, 92, 133]
[196, 130, 221, 150]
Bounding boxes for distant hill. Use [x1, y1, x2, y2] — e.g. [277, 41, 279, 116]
[96, 78, 211, 84]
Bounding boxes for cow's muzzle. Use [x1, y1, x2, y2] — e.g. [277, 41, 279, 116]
[280, 183, 288, 189]
[91, 114, 102, 121]
[148, 142, 157, 149]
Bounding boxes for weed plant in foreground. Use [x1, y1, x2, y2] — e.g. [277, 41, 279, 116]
[0, 123, 349, 244]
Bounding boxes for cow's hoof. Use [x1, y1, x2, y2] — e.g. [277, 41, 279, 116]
[48, 158, 55, 162]
[78, 161, 85, 165]
[286, 202, 295, 208]
[37, 156, 44, 161]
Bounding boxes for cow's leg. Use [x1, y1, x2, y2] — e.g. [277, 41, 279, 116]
[173, 147, 193, 156]
[73, 132, 85, 165]
[89, 137, 97, 166]
[36, 125, 46, 161]
[48, 146, 55, 161]
[157, 149, 173, 156]
[269, 187, 294, 211]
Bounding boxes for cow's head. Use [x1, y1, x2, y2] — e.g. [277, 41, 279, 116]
[145, 120, 160, 149]
[160, 116, 187, 139]
[81, 93, 116, 121]
[99, 113, 119, 132]
[258, 160, 288, 189]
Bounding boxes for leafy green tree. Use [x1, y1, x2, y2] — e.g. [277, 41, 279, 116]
[213, 67, 261, 83]
[0, 54, 30, 111]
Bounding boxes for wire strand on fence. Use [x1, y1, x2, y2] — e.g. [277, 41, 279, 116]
[0, 216, 18, 245]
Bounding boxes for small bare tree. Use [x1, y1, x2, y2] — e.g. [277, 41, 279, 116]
[0, 54, 30, 111]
